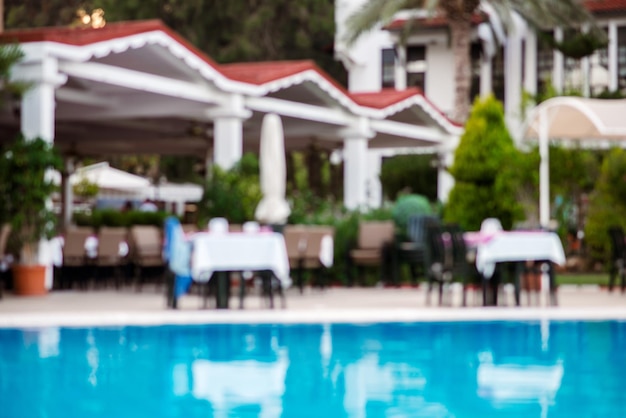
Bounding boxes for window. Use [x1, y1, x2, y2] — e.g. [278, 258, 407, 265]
[537, 31, 554, 95]
[406, 45, 426, 91]
[492, 47, 505, 103]
[618, 26, 626, 93]
[381, 48, 396, 88]
[470, 42, 482, 102]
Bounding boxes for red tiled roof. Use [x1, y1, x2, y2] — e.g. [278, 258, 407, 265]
[219, 60, 353, 98]
[385, 13, 486, 31]
[220, 60, 320, 85]
[351, 88, 461, 127]
[350, 88, 423, 109]
[584, 0, 626, 13]
[0, 19, 220, 68]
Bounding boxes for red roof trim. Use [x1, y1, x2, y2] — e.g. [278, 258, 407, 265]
[0, 20, 459, 129]
[584, 0, 626, 13]
[385, 13, 486, 31]
[0, 19, 221, 69]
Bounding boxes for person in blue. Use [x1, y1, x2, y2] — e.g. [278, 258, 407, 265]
[163, 216, 193, 308]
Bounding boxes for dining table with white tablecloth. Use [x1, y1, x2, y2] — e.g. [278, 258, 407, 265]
[465, 230, 566, 306]
[187, 231, 290, 309]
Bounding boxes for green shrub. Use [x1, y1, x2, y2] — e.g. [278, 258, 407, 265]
[585, 148, 626, 264]
[391, 194, 432, 234]
[380, 154, 438, 201]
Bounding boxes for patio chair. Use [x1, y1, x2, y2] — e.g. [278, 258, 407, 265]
[424, 219, 453, 306]
[347, 220, 395, 286]
[284, 225, 335, 292]
[128, 225, 165, 291]
[0, 223, 11, 299]
[608, 226, 626, 293]
[94, 227, 128, 289]
[446, 223, 480, 306]
[60, 227, 95, 290]
[392, 215, 440, 286]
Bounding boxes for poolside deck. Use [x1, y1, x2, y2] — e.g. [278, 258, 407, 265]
[1, 284, 625, 327]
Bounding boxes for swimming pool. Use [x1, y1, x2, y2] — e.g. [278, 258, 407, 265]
[1, 320, 624, 418]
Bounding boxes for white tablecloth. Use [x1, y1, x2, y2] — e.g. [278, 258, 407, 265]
[474, 231, 566, 278]
[190, 232, 290, 285]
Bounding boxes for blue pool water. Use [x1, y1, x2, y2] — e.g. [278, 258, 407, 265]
[1, 320, 625, 418]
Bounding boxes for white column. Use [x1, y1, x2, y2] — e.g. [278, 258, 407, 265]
[504, 23, 522, 127]
[342, 118, 374, 210]
[437, 137, 458, 203]
[553, 28, 564, 93]
[394, 44, 407, 90]
[479, 58, 492, 98]
[207, 94, 251, 170]
[539, 107, 550, 228]
[582, 55, 591, 97]
[524, 31, 538, 96]
[609, 21, 618, 91]
[366, 150, 383, 208]
[18, 57, 66, 142]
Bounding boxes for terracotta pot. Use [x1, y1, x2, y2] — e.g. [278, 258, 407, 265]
[12, 265, 47, 296]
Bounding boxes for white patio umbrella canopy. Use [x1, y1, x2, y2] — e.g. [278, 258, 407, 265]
[255, 113, 291, 225]
[523, 97, 626, 227]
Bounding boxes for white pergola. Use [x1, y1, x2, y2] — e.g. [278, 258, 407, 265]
[1, 20, 461, 223]
[524, 96, 626, 227]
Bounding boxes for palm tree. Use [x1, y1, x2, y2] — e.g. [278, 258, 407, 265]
[0, 44, 30, 108]
[343, 0, 601, 123]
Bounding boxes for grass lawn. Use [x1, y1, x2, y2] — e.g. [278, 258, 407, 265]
[556, 273, 609, 286]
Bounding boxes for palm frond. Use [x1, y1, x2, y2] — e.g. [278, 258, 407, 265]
[0, 44, 25, 79]
[343, 0, 429, 46]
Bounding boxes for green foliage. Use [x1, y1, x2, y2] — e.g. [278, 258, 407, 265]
[72, 177, 99, 199]
[0, 135, 63, 264]
[585, 148, 626, 263]
[391, 194, 432, 234]
[445, 95, 524, 230]
[197, 153, 262, 225]
[0, 44, 31, 105]
[380, 154, 438, 201]
[74, 209, 169, 228]
[541, 29, 608, 60]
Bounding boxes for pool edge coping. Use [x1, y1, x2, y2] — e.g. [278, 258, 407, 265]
[2, 307, 626, 328]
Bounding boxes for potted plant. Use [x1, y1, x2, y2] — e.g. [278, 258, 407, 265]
[0, 134, 62, 295]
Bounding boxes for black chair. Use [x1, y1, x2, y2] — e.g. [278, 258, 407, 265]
[608, 226, 626, 293]
[446, 223, 480, 306]
[392, 215, 439, 286]
[424, 219, 452, 305]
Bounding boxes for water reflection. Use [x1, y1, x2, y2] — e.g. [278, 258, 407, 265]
[0, 321, 625, 418]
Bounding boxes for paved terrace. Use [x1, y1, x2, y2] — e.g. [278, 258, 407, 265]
[1, 285, 625, 328]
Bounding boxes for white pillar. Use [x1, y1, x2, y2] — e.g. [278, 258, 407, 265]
[366, 150, 383, 208]
[18, 57, 66, 142]
[480, 58, 492, 99]
[437, 137, 458, 203]
[582, 55, 591, 97]
[553, 28, 564, 93]
[342, 118, 374, 210]
[395, 44, 407, 90]
[207, 94, 251, 170]
[609, 21, 618, 92]
[524, 31, 538, 96]
[504, 21, 523, 128]
[539, 107, 550, 228]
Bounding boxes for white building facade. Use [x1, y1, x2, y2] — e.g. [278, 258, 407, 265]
[335, 0, 626, 201]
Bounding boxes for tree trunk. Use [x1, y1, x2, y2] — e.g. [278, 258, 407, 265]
[449, 18, 472, 124]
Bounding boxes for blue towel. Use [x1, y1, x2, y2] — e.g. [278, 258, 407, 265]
[164, 217, 193, 298]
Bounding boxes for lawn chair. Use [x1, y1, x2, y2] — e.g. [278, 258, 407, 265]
[128, 225, 165, 291]
[94, 227, 128, 289]
[60, 227, 94, 290]
[608, 226, 626, 293]
[347, 220, 395, 286]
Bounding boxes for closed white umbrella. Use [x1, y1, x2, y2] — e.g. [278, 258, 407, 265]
[255, 113, 291, 225]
